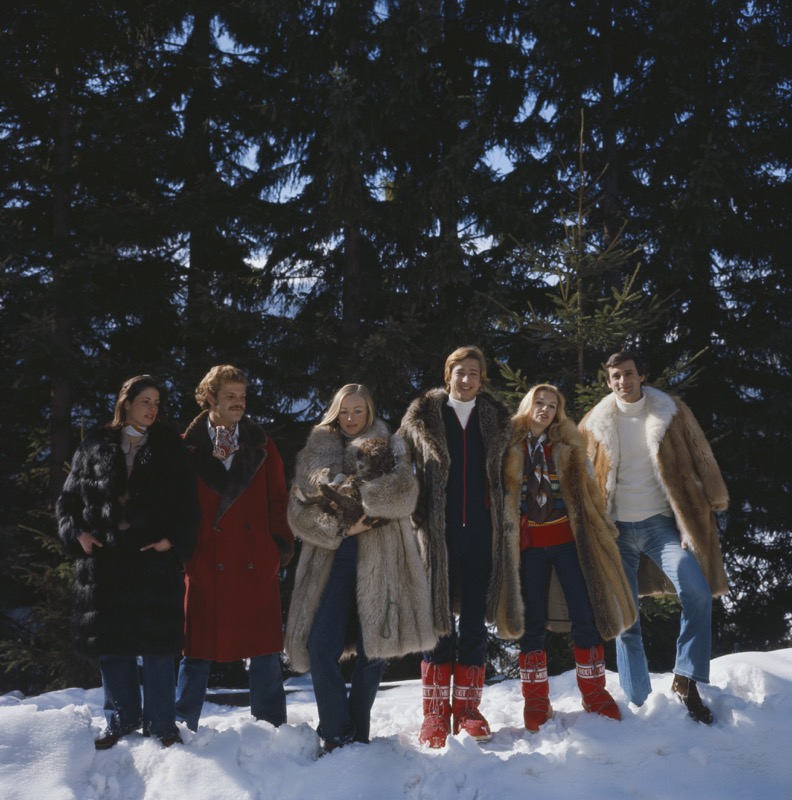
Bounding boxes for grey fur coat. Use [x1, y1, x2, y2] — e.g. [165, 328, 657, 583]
[284, 419, 437, 672]
[398, 389, 523, 638]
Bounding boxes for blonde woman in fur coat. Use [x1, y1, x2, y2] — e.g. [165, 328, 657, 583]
[285, 384, 436, 752]
[502, 384, 637, 732]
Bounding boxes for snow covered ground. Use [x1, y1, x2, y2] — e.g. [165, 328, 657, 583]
[1, 649, 790, 800]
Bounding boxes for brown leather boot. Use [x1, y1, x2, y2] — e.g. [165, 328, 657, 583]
[519, 650, 553, 732]
[672, 674, 714, 724]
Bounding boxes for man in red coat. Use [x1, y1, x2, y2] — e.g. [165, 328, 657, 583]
[175, 365, 294, 730]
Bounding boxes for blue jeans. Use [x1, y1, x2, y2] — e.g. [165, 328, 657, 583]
[306, 536, 385, 746]
[425, 519, 493, 666]
[175, 653, 286, 731]
[99, 654, 177, 740]
[519, 540, 600, 653]
[615, 514, 712, 705]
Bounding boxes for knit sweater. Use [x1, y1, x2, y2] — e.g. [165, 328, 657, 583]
[612, 394, 672, 522]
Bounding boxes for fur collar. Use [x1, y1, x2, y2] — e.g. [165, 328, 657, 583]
[294, 417, 391, 492]
[183, 411, 269, 523]
[583, 385, 678, 463]
[582, 385, 680, 512]
[399, 387, 452, 472]
[511, 415, 586, 451]
[399, 387, 512, 471]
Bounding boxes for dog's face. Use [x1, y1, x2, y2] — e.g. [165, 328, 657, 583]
[352, 437, 394, 478]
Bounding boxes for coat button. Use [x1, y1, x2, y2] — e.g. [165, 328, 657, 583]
[214, 526, 222, 533]
[217, 563, 225, 571]
[247, 563, 254, 570]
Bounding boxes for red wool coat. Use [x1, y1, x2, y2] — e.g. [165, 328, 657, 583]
[182, 412, 294, 661]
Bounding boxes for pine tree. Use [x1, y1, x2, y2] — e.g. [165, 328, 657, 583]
[494, 113, 665, 414]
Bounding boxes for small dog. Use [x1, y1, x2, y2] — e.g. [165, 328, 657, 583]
[295, 438, 395, 527]
[318, 438, 395, 527]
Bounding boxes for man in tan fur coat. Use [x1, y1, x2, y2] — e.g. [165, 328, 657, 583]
[580, 352, 729, 724]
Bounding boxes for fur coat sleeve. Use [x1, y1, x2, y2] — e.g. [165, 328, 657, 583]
[356, 435, 419, 520]
[286, 421, 389, 549]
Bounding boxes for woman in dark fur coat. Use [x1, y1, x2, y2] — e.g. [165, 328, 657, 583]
[503, 384, 636, 732]
[56, 375, 198, 750]
[285, 384, 436, 753]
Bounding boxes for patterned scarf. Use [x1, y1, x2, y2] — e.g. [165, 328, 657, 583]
[212, 424, 239, 462]
[120, 425, 148, 476]
[523, 434, 553, 524]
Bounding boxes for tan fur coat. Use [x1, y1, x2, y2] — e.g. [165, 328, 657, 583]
[284, 419, 437, 673]
[580, 386, 729, 597]
[500, 418, 638, 641]
[397, 389, 523, 639]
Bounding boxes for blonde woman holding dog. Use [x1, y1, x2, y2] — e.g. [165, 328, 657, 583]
[285, 384, 436, 753]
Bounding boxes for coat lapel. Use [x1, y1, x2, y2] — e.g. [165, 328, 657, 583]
[184, 412, 268, 524]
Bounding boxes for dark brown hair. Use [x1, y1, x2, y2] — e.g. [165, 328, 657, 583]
[110, 375, 166, 429]
[604, 351, 646, 378]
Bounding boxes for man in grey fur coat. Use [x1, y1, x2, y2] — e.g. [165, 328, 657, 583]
[398, 346, 521, 748]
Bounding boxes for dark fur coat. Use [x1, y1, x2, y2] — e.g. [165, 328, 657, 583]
[501, 418, 638, 640]
[56, 424, 198, 657]
[398, 389, 523, 638]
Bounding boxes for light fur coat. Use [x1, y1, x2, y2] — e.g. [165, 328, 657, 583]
[397, 389, 523, 638]
[284, 418, 437, 673]
[580, 386, 729, 597]
[500, 418, 638, 640]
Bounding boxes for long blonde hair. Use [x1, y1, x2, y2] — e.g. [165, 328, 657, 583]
[317, 383, 376, 433]
[512, 383, 568, 442]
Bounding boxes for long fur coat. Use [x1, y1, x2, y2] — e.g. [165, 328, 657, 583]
[284, 419, 437, 673]
[397, 389, 523, 638]
[580, 386, 729, 597]
[56, 424, 198, 657]
[500, 418, 638, 640]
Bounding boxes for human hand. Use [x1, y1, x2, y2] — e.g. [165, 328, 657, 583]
[345, 516, 373, 537]
[78, 532, 103, 555]
[141, 538, 172, 552]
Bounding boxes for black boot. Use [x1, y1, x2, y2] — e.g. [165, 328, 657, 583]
[672, 674, 714, 725]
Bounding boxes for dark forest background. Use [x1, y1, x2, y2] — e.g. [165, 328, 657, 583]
[1, 1, 789, 694]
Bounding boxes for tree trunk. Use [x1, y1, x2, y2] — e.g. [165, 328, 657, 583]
[183, 7, 215, 381]
[48, 48, 75, 506]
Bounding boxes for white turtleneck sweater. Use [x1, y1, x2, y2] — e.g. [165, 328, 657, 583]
[612, 394, 672, 522]
[447, 395, 476, 428]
